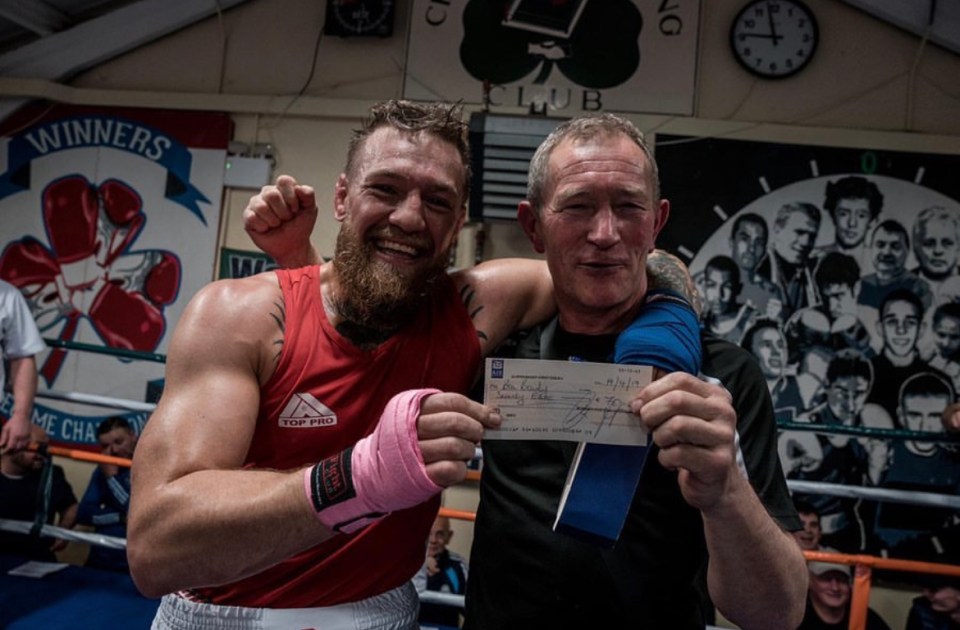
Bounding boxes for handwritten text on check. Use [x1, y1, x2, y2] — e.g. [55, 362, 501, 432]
[483, 358, 652, 445]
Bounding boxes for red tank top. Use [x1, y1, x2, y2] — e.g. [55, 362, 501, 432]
[194, 266, 480, 607]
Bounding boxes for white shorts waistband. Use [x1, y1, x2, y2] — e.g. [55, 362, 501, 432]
[150, 581, 419, 630]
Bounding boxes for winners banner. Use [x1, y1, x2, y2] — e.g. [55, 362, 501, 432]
[0, 105, 231, 448]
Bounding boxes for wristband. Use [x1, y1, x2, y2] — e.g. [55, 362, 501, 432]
[304, 388, 442, 533]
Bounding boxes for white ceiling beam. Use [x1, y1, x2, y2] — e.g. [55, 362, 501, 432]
[0, 0, 251, 77]
[0, 0, 70, 36]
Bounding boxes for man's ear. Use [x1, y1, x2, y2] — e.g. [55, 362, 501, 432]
[334, 173, 349, 222]
[651, 199, 671, 252]
[518, 201, 545, 253]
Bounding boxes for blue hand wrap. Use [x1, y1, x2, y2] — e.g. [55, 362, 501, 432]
[614, 289, 702, 375]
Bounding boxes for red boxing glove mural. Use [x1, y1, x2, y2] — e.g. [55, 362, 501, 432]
[0, 174, 181, 384]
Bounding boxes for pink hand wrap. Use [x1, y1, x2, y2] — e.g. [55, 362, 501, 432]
[303, 388, 443, 534]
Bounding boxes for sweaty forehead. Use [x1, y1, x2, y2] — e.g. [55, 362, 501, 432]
[355, 128, 465, 186]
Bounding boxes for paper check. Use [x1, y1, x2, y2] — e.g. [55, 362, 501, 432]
[483, 358, 652, 445]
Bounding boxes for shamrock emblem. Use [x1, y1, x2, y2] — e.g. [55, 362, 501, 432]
[0, 175, 181, 384]
[460, 0, 642, 89]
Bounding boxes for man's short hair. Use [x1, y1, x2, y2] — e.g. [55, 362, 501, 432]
[793, 498, 820, 518]
[527, 113, 658, 213]
[912, 205, 960, 250]
[879, 288, 923, 320]
[739, 317, 781, 354]
[345, 100, 471, 198]
[814, 252, 860, 291]
[825, 349, 873, 385]
[97, 416, 133, 437]
[773, 202, 821, 230]
[731, 212, 768, 240]
[870, 219, 909, 246]
[933, 302, 960, 327]
[705, 255, 741, 288]
[899, 372, 954, 407]
[823, 176, 883, 219]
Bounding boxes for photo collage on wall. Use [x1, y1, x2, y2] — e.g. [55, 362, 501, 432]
[656, 134, 960, 561]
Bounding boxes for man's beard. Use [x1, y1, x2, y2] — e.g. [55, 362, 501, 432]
[332, 226, 449, 341]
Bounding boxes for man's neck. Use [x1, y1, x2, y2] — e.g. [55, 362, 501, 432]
[556, 295, 645, 336]
[875, 267, 905, 283]
[883, 348, 916, 367]
[0, 461, 25, 477]
[810, 598, 845, 625]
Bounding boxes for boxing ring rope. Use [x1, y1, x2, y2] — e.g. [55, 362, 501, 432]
[778, 419, 960, 443]
[0, 519, 126, 550]
[36, 389, 157, 413]
[42, 337, 166, 364]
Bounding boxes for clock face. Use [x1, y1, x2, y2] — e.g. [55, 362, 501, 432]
[325, 0, 395, 37]
[730, 0, 818, 79]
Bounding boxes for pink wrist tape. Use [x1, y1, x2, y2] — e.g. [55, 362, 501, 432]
[303, 388, 443, 533]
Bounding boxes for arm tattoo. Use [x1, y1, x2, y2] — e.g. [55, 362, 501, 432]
[646, 251, 703, 316]
[459, 283, 489, 342]
[269, 299, 286, 366]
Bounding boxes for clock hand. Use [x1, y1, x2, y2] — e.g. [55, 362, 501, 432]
[766, 1, 782, 46]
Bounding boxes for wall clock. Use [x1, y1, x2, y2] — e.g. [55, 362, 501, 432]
[324, 0, 395, 37]
[730, 0, 819, 79]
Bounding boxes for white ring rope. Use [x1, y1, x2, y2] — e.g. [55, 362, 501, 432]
[0, 519, 126, 550]
[36, 389, 157, 413]
[787, 480, 960, 509]
[418, 591, 465, 608]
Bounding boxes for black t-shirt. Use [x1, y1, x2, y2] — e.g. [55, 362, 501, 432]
[0, 465, 77, 561]
[797, 596, 892, 630]
[464, 326, 800, 630]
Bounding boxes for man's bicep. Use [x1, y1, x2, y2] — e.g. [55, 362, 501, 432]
[136, 282, 272, 485]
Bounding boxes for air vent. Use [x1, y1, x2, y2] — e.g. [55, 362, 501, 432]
[468, 113, 565, 221]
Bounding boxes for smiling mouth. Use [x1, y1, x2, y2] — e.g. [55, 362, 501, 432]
[374, 238, 422, 260]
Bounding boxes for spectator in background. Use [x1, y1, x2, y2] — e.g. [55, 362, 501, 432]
[415, 514, 468, 629]
[0, 423, 77, 561]
[944, 400, 960, 434]
[0, 278, 46, 454]
[755, 202, 822, 313]
[906, 575, 960, 630]
[793, 499, 824, 551]
[797, 553, 891, 630]
[821, 176, 883, 255]
[77, 416, 138, 571]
